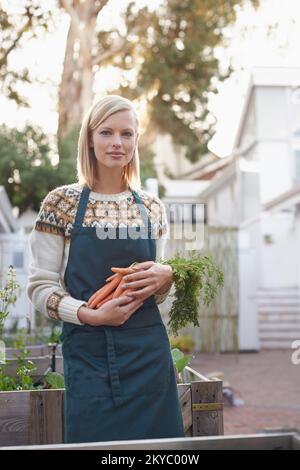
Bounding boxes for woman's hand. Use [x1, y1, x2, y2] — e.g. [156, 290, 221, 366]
[77, 295, 144, 326]
[120, 261, 173, 302]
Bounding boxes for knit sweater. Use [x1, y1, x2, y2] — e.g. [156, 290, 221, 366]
[27, 183, 171, 325]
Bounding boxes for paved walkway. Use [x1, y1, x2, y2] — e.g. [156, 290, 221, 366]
[190, 350, 300, 435]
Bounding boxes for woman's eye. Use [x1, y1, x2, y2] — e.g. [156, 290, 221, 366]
[100, 131, 132, 137]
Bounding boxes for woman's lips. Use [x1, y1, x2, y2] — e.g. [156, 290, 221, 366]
[109, 153, 124, 158]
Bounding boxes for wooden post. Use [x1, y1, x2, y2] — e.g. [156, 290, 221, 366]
[191, 379, 224, 436]
[29, 389, 64, 444]
[177, 384, 192, 436]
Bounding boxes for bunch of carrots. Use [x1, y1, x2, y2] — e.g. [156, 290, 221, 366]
[87, 262, 139, 309]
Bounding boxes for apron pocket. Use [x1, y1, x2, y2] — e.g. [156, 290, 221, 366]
[63, 330, 113, 399]
[115, 324, 172, 398]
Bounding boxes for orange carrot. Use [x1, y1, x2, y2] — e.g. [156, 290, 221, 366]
[112, 276, 127, 298]
[105, 272, 119, 282]
[111, 267, 135, 274]
[96, 292, 114, 308]
[88, 273, 122, 308]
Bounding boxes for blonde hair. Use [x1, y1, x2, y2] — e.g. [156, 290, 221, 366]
[77, 95, 141, 191]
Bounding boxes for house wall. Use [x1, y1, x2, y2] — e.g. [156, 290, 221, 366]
[239, 91, 256, 150]
[206, 177, 239, 227]
[0, 233, 33, 331]
[239, 86, 298, 205]
[260, 208, 299, 288]
[150, 133, 202, 179]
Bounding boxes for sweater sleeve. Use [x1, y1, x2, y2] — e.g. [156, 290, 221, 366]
[26, 188, 85, 325]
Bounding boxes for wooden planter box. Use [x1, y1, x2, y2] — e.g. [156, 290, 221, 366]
[0, 366, 223, 447]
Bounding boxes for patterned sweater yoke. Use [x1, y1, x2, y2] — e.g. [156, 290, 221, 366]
[27, 183, 171, 325]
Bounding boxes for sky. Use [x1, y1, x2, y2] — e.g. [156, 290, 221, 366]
[1, 0, 300, 159]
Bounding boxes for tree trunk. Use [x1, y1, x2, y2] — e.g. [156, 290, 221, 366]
[58, 20, 83, 138]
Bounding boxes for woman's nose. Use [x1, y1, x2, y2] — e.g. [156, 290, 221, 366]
[112, 134, 122, 146]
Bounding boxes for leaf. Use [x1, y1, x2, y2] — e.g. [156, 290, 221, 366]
[45, 371, 65, 389]
[175, 355, 193, 374]
[171, 348, 184, 362]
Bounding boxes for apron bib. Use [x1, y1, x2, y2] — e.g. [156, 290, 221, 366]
[61, 185, 185, 443]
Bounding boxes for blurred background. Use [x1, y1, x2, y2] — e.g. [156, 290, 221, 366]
[0, 0, 300, 435]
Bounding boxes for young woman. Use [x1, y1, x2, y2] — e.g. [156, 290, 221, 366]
[27, 95, 185, 443]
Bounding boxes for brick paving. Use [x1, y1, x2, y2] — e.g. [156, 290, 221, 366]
[190, 349, 300, 435]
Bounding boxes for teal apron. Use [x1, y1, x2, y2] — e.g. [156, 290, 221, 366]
[61, 185, 185, 443]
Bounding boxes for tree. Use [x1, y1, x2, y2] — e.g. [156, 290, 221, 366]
[57, 0, 259, 161]
[99, 0, 260, 161]
[0, 124, 75, 214]
[0, 0, 54, 106]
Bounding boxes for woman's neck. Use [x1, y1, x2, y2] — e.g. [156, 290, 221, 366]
[91, 181, 129, 195]
[92, 167, 129, 194]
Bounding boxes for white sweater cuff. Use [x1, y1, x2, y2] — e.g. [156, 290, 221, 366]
[58, 296, 86, 325]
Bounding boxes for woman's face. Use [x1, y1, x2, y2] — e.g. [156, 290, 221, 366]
[90, 110, 138, 171]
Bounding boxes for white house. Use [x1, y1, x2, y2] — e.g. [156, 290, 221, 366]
[186, 67, 300, 350]
[0, 186, 33, 331]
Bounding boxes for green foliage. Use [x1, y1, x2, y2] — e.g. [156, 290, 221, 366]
[139, 147, 158, 186]
[0, 1, 55, 106]
[0, 124, 77, 214]
[171, 348, 193, 377]
[57, 126, 79, 182]
[0, 329, 36, 391]
[161, 250, 224, 335]
[0, 266, 21, 336]
[101, 0, 260, 162]
[13, 330, 36, 390]
[45, 371, 64, 389]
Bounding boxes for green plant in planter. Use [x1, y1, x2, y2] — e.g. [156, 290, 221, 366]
[161, 250, 224, 335]
[0, 265, 21, 337]
[171, 348, 193, 384]
[45, 371, 64, 389]
[0, 329, 37, 391]
[14, 329, 37, 390]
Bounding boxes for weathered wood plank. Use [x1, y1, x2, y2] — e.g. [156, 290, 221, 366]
[5, 345, 62, 359]
[177, 384, 192, 435]
[0, 389, 64, 446]
[29, 389, 64, 444]
[0, 390, 30, 446]
[191, 380, 224, 436]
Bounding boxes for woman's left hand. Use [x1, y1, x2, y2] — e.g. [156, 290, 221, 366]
[121, 261, 173, 302]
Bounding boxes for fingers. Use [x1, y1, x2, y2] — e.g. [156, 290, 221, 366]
[131, 261, 155, 271]
[122, 279, 152, 290]
[126, 287, 151, 300]
[113, 295, 134, 306]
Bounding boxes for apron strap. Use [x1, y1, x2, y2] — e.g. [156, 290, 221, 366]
[73, 184, 155, 257]
[131, 189, 153, 235]
[74, 185, 91, 229]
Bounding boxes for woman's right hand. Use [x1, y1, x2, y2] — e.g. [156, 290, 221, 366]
[77, 295, 144, 326]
